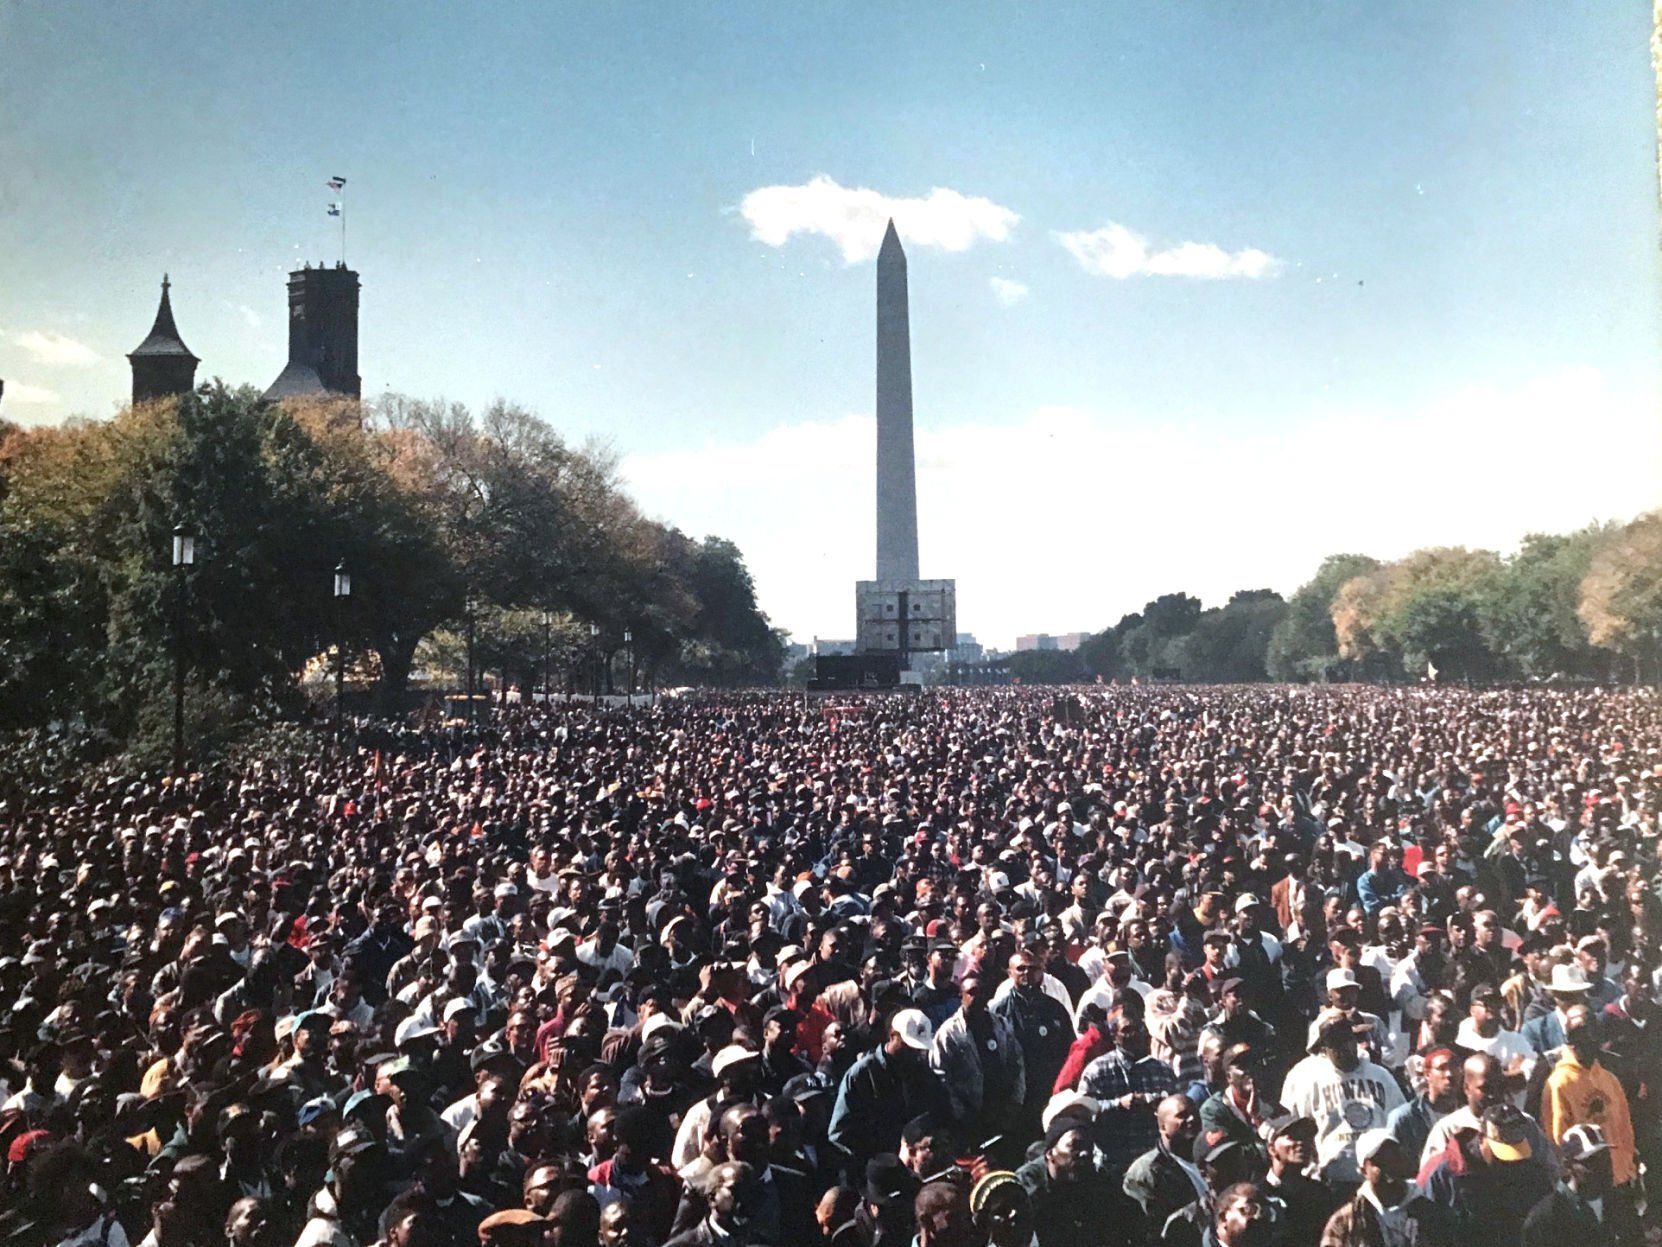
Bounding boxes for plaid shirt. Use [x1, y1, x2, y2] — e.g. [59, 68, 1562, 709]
[1079, 1049, 1181, 1169]
[1079, 1049, 1181, 1103]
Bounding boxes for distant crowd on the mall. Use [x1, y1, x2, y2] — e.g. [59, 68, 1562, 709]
[0, 684, 1659, 1247]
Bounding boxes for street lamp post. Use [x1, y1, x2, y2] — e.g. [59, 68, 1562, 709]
[333, 561, 351, 741]
[589, 623, 601, 700]
[465, 595, 477, 722]
[541, 610, 552, 706]
[170, 522, 195, 775]
[623, 628, 633, 708]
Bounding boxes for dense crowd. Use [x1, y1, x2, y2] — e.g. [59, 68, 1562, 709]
[0, 685, 1659, 1247]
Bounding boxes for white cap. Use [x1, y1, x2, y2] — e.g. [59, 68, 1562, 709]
[1041, 1090, 1101, 1133]
[711, 1044, 759, 1079]
[1355, 1127, 1394, 1165]
[1234, 894, 1260, 914]
[891, 1008, 934, 1051]
[987, 871, 1011, 892]
[442, 998, 474, 1023]
[1326, 967, 1360, 992]
[395, 1016, 440, 1046]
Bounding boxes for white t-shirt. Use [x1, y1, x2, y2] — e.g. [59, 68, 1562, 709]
[1279, 1053, 1406, 1184]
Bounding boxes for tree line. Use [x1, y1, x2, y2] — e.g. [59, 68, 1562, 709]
[0, 384, 785, 746]
[1007, 514, 1662, 686]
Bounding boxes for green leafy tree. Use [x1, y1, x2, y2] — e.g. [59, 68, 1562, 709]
[1267, 554, 1381, 681]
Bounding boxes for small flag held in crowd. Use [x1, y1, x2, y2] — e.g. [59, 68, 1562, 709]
[327, 203, 341, 217]
[326, 176, 346, 191]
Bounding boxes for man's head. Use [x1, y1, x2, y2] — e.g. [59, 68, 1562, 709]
[1478, 1103, 1535, 1167]
[887, 1009, 933, 1062]
[1560, 1124, 1614, 1199]
[1265, 1115, 1316, 1174]
[1044, 1120, 1092, 1184]
[1563, 1002, 1600, 1066]
[1316, 1017, 1359, 1073]
[959, 975, 990, 1017]
[1155, 1094, 1199, 1154]
[1462, 1052, 1500, 1113]
[1212, 1183, 1273, 1247]
[1356, 1130, 1412, 1205]
[1008, 950, 1043, 994]
[1421, 1046, 1458, 1110]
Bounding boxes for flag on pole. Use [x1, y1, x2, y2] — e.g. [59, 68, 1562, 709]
[326, 176, 346, 191]
[327, 203, 341, 217]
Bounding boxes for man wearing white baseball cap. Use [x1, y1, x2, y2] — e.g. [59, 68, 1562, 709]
[827, 1008, 951, 1170]
[1318, 1128, 1429, 1247]
[1521, 1124, 1633, 1247]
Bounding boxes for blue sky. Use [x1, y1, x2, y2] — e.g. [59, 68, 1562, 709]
[2, 2, 1658, 647]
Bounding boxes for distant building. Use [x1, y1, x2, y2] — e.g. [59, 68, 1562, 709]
[128, 275, 198, 405]
[811, 637, 857, 657]
[1015, 632, 1088, 653]
[951, 633, 983, 663]
[264, 263, 361, 400]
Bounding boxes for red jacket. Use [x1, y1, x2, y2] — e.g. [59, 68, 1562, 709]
[1053, 1023, 1111, 1094]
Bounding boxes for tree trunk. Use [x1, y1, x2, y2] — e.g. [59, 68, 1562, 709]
[375, 633, 420, 716]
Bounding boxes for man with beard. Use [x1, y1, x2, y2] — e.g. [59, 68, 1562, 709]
[1539, 1004, 1637, 1190]
[992, 949, 1073, 1139]
[1279, 1017, 1404, 1187]
[664, 1161, 767, 1247]
[929, 974, 1025, 1148]
[1123, 1095, 1207, 1244]
[294, 1124, 387, 1247]
[1261, 1113, 1338, 1246]
[1318, 1131, 1433, 1247]
[1015, 1117, 1134, 1247]
[1080, 1015, 1179, 1175]
[1385, 1045, 1459, 1160]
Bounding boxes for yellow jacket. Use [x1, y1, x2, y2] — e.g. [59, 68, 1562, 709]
[1540, 1049, 1636, 1185]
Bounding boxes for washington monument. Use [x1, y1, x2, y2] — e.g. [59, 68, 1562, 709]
[875, 219, 919, 581]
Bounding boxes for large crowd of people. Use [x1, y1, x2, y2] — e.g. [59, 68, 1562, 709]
[0, 685, 1658, 1247]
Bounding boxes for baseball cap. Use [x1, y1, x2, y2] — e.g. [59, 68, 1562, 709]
[1354, 1128, 1394, 1166]
[1234, 894, 1260, 914]
[890, 1008, 934, 1051]
[1263, 1113, 1317, 1143]
[1559, 1123, 1609, 1162]
[1482, 1103, 1533, 1163]
[711, 1044, 759, 1079]
[1193, 1129, 1241, 1165]
[1325, 967, 1360, 992]
[330, 1122, 379, 1160]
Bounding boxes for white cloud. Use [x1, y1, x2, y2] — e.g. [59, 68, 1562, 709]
[739, 175, 1019, 263]
[13, 330, 100, 367]
[225, 302, 262, 329]
[1055, 222, 1279, 280]
[989, 277, 1029, 306]
[3, 381, 60, 405]
[622, 367, 1660, 649]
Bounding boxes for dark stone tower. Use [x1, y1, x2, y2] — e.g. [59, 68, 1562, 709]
[264, 263, 361, 400]
[128, 275, 199, 405]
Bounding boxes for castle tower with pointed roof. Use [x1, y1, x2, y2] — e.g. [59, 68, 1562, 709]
[128, 275, 199, 405]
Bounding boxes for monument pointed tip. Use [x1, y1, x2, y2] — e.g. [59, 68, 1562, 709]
[879, 219, 905, 262]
